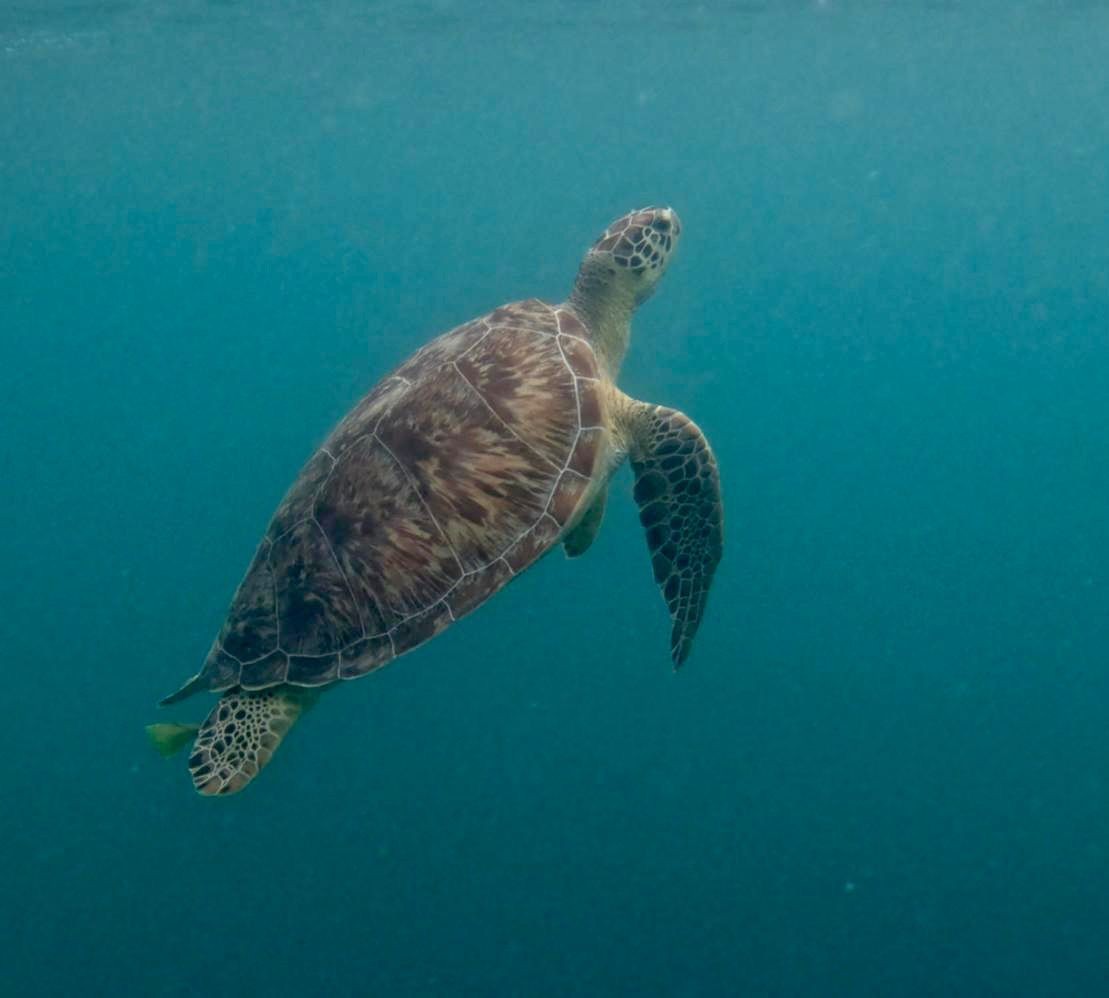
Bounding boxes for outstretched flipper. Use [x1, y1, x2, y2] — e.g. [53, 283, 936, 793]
[563, 485, 608, 558]
[629, 404, 723, 667]
[188, 687, 316, 796]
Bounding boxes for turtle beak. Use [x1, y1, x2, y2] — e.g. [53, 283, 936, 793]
[653, 207, 681, 244]
[658, 207, 680, 236]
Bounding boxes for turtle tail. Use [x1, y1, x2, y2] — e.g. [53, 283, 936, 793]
[186, 686, 316, 796]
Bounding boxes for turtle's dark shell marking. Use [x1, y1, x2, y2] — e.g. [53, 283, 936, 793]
[170, 301, 605, 702]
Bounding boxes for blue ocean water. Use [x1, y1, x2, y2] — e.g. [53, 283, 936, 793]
[3, 1, 1109, 994]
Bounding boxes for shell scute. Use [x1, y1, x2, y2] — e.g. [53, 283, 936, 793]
[548, 470, 591, 527]
[490, 299, 548, 326]
[268, 451, 334, 542]
[378, 362, 561, 572]
[577, 379, 604, 427]
[389, 601, 454, 654]
[271, 519, 363, 655]
[339, 635, 395, 679]
[239, 650, 288, 690]
[393, 318, 489, 382]
[557, 333, 598, 379]
[455, 326, 577, 464]
[326, 376, 410, 460]
[179, 297, 604, 698]
[287, 653, 340, 687]
[198, 643, 240, 693]
[504, 514, 562, 573]
[568, 427, 604, 478]
[446, 559, 515, 618]
[317, 434, 460, 619]
[555, 307, 589, 339]
[218, 544, 279, 662]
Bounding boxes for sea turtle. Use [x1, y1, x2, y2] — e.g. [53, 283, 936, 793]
[148, 206, 724, 795]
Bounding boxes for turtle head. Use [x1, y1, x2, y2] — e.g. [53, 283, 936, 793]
[573, 206, 682, 310]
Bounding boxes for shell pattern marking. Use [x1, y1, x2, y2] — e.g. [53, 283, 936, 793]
[191, 302, 606, 696]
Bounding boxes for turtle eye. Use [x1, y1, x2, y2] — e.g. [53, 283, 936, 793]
[651, 218, 671, 233]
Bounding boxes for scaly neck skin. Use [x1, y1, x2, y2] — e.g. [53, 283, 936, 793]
[567, 264, 636, 381]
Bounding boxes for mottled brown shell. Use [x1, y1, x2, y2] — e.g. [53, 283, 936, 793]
[164, 300, 606, 703]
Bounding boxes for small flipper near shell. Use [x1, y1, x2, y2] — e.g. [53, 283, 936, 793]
[187, 687, 316, 796]
[629, 404, 723, 667]
[562, 485, 608, 558]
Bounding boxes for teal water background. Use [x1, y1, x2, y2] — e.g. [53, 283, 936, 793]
[3, 2, 1109, 994]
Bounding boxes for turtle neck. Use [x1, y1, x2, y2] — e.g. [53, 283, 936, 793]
[566, 266, 636, 381]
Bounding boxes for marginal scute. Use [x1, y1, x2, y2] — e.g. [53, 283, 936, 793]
[577, 379, 604, 427]
[200, 644, 242, 691]
[389, 601, 453, 652]
[557, 333, 598, 379]
[325, 376, 410, 460]
[487, 304, 517, 326]
[287, 652, 340, 687]
[491, 299, 548, 326]
[548, 470, 591, 527]
[269, 451, 334, 541]
[504, 514, 561, 573]
[339, 635, 395, 679]
[568, 426, 604, 477]
[393, 319, 489, 381]
[239, 650, 289, 690]
[446, 560, 514, 618]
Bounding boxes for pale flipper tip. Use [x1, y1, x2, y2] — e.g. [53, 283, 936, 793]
[145, 722, 200, 758]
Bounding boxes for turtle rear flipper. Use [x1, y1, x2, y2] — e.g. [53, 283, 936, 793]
[188, 688, 315, 796]
[629, 404, 723, 667]
[562, 485, 608, 558]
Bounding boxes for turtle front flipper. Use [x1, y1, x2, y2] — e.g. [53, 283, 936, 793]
[187, 687, 317, 796]
[562, 485, 608, 558]
[629, 404, 723, 667]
